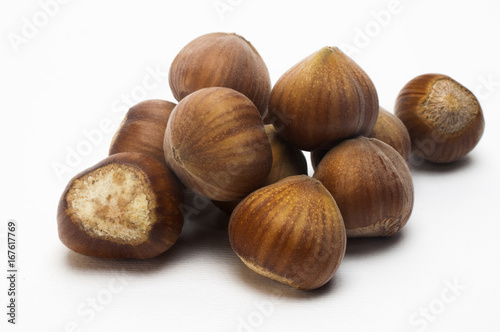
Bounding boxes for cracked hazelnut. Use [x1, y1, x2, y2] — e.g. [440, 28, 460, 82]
[57, 152, 184, 259]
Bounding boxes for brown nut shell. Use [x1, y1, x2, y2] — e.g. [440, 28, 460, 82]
[57, 152, 184, 259]
[229, 175, 346, 290]
[313, 137, 414, 237]
[369, 107, 411, 161]
[163, 87, 272, 202]
[109, 100, 176, 162]
[169, 32, 271, 116]
[395, 74, 485, 163]
[268, 46, 379, 151]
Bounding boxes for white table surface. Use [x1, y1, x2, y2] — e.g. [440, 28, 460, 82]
[2, 0, 499, 331]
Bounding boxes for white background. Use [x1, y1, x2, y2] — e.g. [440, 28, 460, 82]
[1, 0, 500, 331]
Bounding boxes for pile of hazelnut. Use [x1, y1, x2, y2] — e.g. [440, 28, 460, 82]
[57, 32, 485, 290]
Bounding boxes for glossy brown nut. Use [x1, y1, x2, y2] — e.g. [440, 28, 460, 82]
[395, 74, 485, 163]
[229, 175, 346, 290]
[268, 46, 379, 151]
[109, 100, 176, 162]
[212, 124, 308, 215]
[57, 152, 184, 259]
[169, 32, 271, 117]
[369, 107, 411, 161]
[313, 137, 414, 237]
[163, 87, 272, 202]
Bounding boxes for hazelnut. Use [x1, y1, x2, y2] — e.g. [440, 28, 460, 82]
[313, 137, 414, 237]
[229, 175, 346, 290]
[109, 100, 176, 162]
[57, 152, 184, 259]
[163, 87, 272, 202]
[368, 107, 411, 161]
[268, 46, 379, 151]
[395, 73, 485, 163]
[169, 32, 271, 116]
